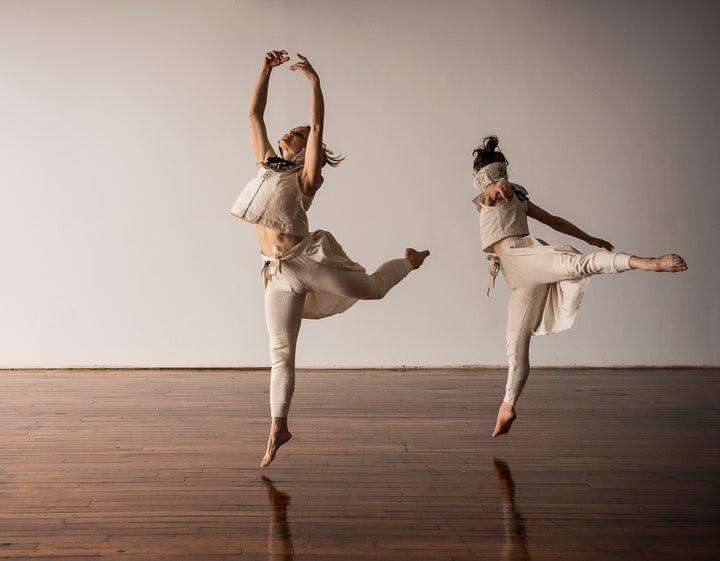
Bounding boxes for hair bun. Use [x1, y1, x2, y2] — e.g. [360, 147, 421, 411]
[484, 135, 500, 151]
[472, 134, 508, 171]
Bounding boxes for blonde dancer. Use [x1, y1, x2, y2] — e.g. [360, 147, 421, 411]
[233, 51, 429, 466]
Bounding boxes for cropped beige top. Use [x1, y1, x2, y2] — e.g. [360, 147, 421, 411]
[472, 162, 530, 253]
[230, 149, 313, 236]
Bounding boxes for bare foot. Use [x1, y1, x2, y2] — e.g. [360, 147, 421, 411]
[261, 417, 292, 468]
[493, 402, 517, 437]
[630, 253, 687, 272]
[405, 248, 430, 270]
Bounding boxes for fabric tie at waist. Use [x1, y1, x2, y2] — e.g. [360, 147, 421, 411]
[261, 237, 311, 286]
[486, 254, 500, 297]
[485, 235, 532, 295]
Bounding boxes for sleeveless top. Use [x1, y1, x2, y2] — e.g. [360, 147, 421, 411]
[472, 162, 530, 253]
[230, 149, 314, 236]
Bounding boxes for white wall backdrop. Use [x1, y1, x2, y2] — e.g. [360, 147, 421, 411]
[1, 0, 718, 368]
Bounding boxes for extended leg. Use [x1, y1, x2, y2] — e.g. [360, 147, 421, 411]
[301, 253, 425, 301]
[528, 249, 686, 283]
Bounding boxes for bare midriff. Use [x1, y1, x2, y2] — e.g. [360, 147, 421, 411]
[255, 224, 304, 257]
[492, 235, 524, 255]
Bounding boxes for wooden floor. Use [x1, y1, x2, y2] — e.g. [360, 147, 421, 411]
[0, 368, 717, 561]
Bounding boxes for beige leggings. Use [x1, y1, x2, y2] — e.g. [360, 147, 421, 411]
[265, 253, 412, 417]
[498, 237, 632, 406]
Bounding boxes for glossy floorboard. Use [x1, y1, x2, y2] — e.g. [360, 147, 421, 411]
[0, 368, 717, 560]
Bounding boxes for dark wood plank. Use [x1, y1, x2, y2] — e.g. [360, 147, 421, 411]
[0, 368, 717, 560]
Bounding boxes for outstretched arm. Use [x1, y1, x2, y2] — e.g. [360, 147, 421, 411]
[290, 54, 324, 196]
[527, 201, 614, 250]
[249, 50, 289, 163]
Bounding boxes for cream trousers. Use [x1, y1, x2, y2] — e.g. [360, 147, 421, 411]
[497, 237, 632, 406]
[264, 252, 412, 417]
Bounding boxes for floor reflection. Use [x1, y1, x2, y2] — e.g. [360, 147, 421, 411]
[261, 476, 295, 561]
[493, 458, 530, 560]
[259, 463, 527, 560]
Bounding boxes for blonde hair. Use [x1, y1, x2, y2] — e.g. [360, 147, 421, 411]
[322, 145, 345, 168]
[296, 126, 345, 168]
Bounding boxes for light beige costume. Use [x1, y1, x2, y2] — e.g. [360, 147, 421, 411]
[473, 162, 632, 405]
[232, 151, 412, 417]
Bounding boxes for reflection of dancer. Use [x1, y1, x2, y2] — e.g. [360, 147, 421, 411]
[261, 476, 295, 561]
[234, 50, 429, 467]
[471, 135, 687, 437]
[493, 458, 529, 560]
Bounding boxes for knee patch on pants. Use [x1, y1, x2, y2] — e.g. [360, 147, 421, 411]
[269, 335, 296, 418]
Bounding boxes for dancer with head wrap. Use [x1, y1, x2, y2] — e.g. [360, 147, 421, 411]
[471, 135, 687, 437]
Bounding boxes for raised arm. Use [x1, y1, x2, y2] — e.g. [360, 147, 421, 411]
[249, 50, 289, 163]
[290, 54, 324, 195]
[527, 201, 614, 250]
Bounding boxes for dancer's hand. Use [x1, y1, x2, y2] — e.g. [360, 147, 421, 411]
[290, 53, 320, 82]
[588, 237, 614, 251]
[263, 50, 290, 70]
[487, 179, 514, 203]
